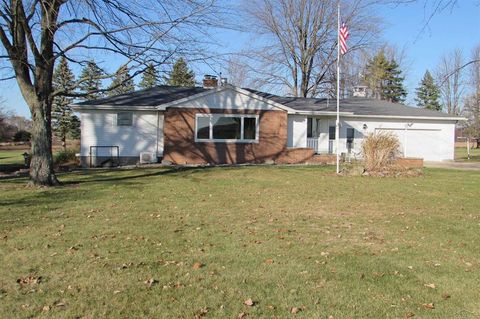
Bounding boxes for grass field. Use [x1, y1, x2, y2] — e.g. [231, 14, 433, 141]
[0, 150, 25, 165]
[0, 166, 479, 318]
[455, 147, 480, 161]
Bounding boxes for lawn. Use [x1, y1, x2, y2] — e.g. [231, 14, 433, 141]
[0, 166, 479, 318]
[455, 147, 480, 161]
[0, 150, 26, 165]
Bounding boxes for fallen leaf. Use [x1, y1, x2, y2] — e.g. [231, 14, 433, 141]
[265, 259, 274, 264]
[238, 312, 247, 318]
[405, 311, 415, 318]
[422, 303, 435, 309]
[244, 298, 255, 306]
[192, 262, 204, 270]
[54, 301, 67, 308]
[194, 307, 208, 318]
[42, 305, 50, 312]
[144, 278, 158, 287]
[290, 307, 301, 314]
[16, 275, 41, 286]
[424, 283, 436, 289]
[113, 290, 121, 294]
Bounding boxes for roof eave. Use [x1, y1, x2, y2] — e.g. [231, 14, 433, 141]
[71, 104, 159, 111]
[341, 114, 467, 121]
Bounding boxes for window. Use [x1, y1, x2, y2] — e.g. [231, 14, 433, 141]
[329, 126, 336, 140]
[346, 127, 355, 153]
[196, 116, 210, 139]
[243, 117, 256, 140]
[307, 118, 314, 138]
[117, 112, 133, 126]
[195, 114, 259, 142]
[346, 127, 354, 141]
[213, 116, 241, 139]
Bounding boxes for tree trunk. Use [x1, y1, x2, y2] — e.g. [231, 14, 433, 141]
[29, 100, 59, 186]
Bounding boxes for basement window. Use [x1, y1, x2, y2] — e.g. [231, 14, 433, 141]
[116, 112, 133, 126]
[195, 114, 259, 143]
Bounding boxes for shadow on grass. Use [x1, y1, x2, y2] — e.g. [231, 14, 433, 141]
[61, 165, 275, 185]
[0, 163, 25, 174]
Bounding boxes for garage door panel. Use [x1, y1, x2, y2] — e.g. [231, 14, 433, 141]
[375, 128, 445, 161]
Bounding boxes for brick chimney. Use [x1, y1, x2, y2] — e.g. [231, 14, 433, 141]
[202, 75, 218, 88]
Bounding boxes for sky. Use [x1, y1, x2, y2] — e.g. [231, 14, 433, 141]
[0, 0, 479, 118]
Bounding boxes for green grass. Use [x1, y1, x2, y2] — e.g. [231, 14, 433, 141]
[0, 166, 479, 318]
[455, 147, 480, 161]
[0, 150, 26, 165]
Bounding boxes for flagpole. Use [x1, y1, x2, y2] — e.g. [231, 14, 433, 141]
[336, 3, 340, 174]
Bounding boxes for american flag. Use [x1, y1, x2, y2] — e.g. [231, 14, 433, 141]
[339, 23, 349, 55]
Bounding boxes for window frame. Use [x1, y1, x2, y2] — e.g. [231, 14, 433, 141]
[116, 112, 133, 126]
[195, 114, 260, 143]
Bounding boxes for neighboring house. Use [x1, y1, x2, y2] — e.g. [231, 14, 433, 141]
[72, 76, 464, 167]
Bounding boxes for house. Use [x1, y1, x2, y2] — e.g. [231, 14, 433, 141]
[72, 76, 463, 167]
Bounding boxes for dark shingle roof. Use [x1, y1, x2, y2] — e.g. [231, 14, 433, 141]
[75, 85, 459, 119]
[75, 85, 208, 107]
[244, 88, 456, 118]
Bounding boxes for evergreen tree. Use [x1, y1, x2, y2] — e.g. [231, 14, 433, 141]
[167, 58, 195, 86]
[139, 63, 159, 89]
[108, 65, 135, 96]
[364, 51, 389, 99]
[364, 51, 406, 103]
[52, 57, 80, 149]
[383, 59, 407, 103]
[78, 60, 105, 100]
[415, 70, 442, 110]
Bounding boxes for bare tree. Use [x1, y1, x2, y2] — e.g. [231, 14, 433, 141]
[242, 0, 381, 97]
[435, 49, 465, 115]
[225, 56, 252, 88]
[463, 45, 480, 146]
[0, 0, 223, 186]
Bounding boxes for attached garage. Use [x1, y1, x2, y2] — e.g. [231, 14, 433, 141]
[375, 121, 456, 161]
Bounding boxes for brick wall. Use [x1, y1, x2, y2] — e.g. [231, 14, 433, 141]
[163, 108, 290, 165]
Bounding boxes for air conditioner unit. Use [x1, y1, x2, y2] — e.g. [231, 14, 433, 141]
[139, 152, 156, 164]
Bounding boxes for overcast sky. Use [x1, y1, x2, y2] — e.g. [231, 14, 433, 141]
[1, 0, 479, 118]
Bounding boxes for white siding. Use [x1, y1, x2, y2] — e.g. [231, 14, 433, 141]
[172, 88, 282, 111]
[314, 117, 456, 161]
[287, 115, 307, 148]
[79, 110, 163, 158]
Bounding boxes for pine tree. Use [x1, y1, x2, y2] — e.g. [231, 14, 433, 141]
[167, 58, 195, 86]
[364, 51, 389, 99]
[108, 65, 135, 96]
[52, 57, 80, 150]
[78, 60, 105, 100]
[139, 63, 159, 89]
[415, 70, 442, 110]
[382, 59, 407, 103]
[364, 52, 406, 103]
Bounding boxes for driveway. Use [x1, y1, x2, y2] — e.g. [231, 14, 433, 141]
[424, 161, 480, 171]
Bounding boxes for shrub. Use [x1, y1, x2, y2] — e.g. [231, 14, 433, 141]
[13, 130, 31, 142]
[361, 131, 400, 172]
[54, 149, 77, 165]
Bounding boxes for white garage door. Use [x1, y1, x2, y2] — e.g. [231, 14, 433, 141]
[375, 128, 444, 161]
